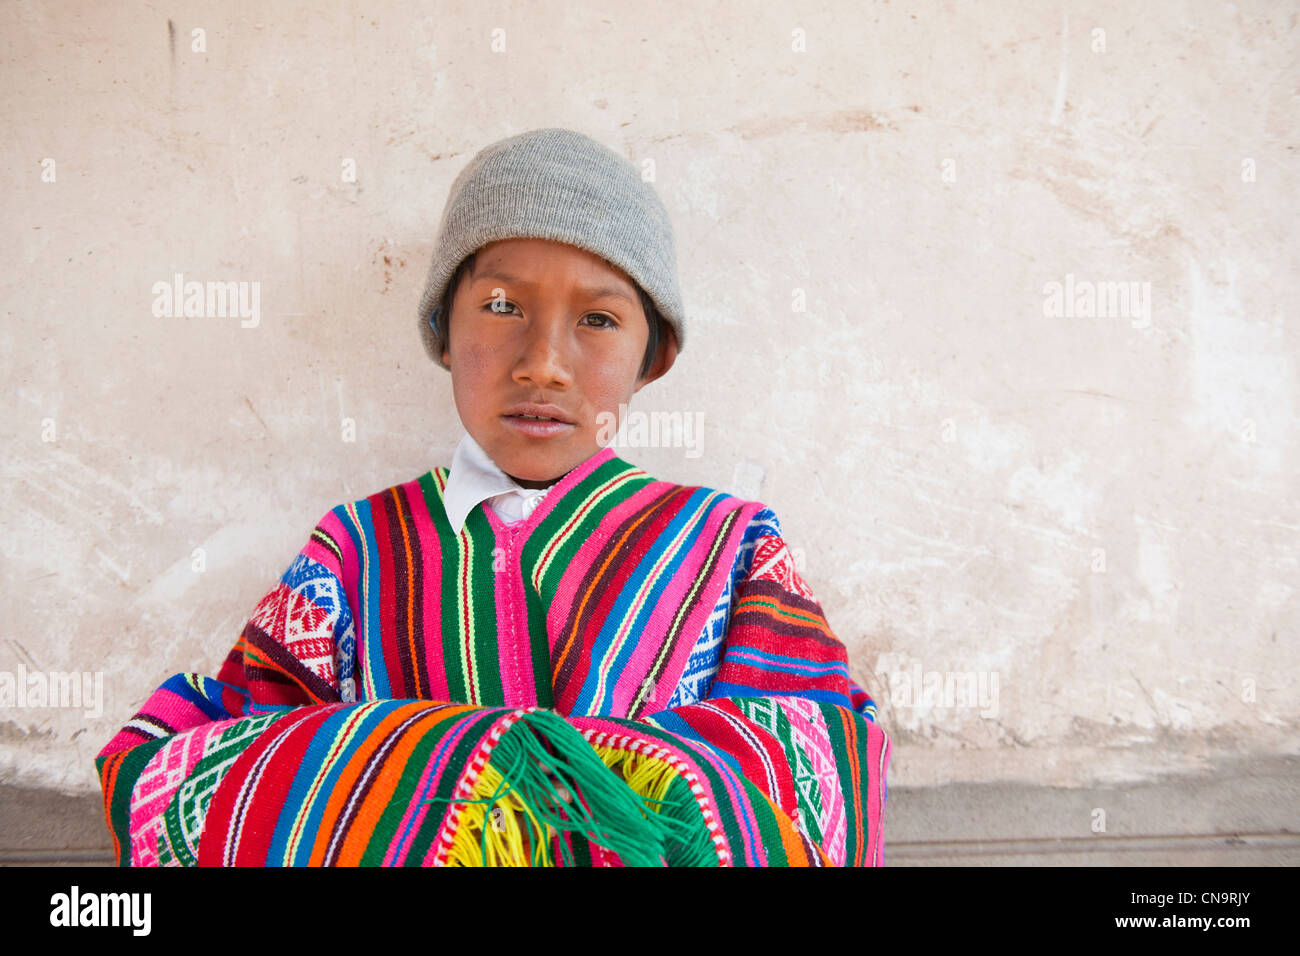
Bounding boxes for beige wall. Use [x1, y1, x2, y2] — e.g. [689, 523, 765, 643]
[2, 1, 1296, 800]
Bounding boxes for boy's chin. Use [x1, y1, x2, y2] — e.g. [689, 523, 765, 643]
[492, 443, 584, 486]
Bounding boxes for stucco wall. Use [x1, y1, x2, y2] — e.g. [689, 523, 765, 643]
[2, 0, 1296, 803]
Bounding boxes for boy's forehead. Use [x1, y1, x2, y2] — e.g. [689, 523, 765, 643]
[471, 238, 634, 287]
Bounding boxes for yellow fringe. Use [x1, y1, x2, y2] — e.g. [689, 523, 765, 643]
[444, 762, 552, 867]
[588, 744, 682, 814]
[444, 743, 684, 866]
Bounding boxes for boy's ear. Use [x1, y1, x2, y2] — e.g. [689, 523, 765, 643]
[634, 327, 679, 392]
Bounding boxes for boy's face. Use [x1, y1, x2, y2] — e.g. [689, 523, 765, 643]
[441, 238, 677, 488]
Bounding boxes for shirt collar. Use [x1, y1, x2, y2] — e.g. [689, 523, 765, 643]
[442, 432, 553, 535]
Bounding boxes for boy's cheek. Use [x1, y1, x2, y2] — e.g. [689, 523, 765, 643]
[450, 345, 501, 386]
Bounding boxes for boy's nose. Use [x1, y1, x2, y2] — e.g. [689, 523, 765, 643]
[512, 326, 573, 389]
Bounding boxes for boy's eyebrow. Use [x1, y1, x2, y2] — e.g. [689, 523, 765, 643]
[472, 268, 636, 304]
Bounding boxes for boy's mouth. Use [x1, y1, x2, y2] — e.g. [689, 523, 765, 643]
[501, 414, 575, 438]
[501, 401, 576, 438]
[501, 402, 575, 425]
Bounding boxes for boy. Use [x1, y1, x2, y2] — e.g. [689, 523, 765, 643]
[96, 127, 891, 866]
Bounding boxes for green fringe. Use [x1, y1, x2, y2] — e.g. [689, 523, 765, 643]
[649, 773, 720, 867]
[427, 709, 718, 866]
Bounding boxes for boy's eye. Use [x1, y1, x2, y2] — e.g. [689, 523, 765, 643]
[481, 301, 616, 328]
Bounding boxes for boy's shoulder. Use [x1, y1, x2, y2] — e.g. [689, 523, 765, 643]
[620, 461, 790, 548]
[611, 456, 781, 521]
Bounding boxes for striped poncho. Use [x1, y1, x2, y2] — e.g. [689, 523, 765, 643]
[96, 445, 891, 866]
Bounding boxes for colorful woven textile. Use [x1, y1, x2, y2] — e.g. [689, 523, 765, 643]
[97, 445, 891, 866]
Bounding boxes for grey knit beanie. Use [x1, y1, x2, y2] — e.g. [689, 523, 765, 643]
[416, 127, 685, 371]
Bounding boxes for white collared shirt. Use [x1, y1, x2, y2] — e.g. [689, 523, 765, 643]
[441, 432, 557, 535]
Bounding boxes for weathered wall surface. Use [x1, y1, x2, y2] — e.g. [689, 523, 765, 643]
[2, 1, 1296, 804]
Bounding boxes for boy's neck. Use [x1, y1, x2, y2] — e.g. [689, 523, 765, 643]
[508, 472, 559, 490]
